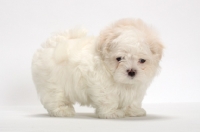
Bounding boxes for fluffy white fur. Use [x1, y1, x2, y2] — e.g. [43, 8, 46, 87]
[32, 18, 163, 118]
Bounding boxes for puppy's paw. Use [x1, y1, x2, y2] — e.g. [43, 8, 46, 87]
[97, 109, 125, 119]
[125, 107, 146, 117]
[48, 105, 75, 117]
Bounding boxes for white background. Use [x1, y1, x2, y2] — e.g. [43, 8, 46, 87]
[1, 0, 200, 106]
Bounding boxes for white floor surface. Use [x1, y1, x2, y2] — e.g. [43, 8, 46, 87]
[0, 103, 200, 132]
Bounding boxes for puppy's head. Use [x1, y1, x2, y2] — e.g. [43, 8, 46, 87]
[96, 18, 163, 84]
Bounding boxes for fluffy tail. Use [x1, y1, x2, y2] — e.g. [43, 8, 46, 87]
[41, 27, 88, 63]
[66, 27, 87, 39]
[42, 27, 87, 48]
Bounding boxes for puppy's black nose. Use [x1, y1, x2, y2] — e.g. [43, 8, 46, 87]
[127, 69, 136, 77]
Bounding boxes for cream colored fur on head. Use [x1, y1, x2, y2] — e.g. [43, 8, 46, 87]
[32, 18, 163, 118]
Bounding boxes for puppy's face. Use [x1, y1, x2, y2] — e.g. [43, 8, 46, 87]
[97, 19, 163, 85]
[103, 32, 157, 84]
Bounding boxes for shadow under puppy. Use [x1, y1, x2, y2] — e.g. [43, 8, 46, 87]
[32, 18, 163, 119]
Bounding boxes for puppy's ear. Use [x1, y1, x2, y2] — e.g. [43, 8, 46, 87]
[149, 40, 164, 61]
[96, 26, 120, 58]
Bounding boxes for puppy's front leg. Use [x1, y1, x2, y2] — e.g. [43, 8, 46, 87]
[125, 105, 146, 117]
[125, 86, 147, 117]
[92, 94, 125, 119]
[96, 105, 125, 119]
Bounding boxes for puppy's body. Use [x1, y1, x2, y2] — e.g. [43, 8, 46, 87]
[32, 19, 163, 118]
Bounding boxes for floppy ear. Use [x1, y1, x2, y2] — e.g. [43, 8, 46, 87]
[96, 27, 120, 58]
[149, 40, 164, 61]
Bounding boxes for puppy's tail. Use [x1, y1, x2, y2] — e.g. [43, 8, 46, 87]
[66, 27, 88, 39]
[42, 27, 88, 48]
[42, 27, 87, 63]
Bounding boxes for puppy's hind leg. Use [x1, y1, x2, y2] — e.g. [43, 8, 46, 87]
[39, 86, 75, 117]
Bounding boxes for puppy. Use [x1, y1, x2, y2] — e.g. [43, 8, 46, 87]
[32, 18, 163, 118]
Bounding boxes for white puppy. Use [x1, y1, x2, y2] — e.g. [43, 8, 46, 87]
[32, 18, 163, 118]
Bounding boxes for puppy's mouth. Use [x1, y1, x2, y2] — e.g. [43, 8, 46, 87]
[128, 76, 134, 79]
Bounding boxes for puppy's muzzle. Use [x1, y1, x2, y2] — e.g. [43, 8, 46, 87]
[127, 69, 137, 77]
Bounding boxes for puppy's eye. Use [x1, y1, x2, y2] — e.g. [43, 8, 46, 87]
[116, 57, 122, 61]
[139, 59, 146, 63]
